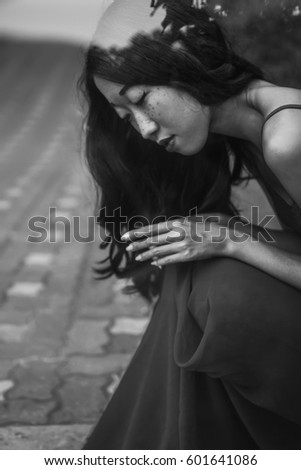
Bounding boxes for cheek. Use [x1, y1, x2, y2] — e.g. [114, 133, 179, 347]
[149, 90, 177, 121]
[145, 100, 164, 121]
[180, 118, 209, 154]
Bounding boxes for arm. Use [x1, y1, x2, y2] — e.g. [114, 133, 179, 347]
[236, 107, 301, 289]
[124, 218, 301, 291]
[262, 107, 301, 206]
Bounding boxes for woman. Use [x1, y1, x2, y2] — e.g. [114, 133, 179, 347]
[81, 0, 301, 449]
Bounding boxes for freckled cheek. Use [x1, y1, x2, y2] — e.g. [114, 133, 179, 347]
[148, 99, 179, 126]
[146, 104, 159, 119]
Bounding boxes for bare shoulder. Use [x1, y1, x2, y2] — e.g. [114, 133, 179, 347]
[247, 80, 301, 157]
[248, 79, 301, 113]
[248, 80, 301, 206]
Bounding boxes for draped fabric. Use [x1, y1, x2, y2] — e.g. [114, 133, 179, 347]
[84, 255, 301, 449]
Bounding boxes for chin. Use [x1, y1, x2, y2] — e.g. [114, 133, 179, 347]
[176, 138, 206, 156]
[178, 146, 203, 156]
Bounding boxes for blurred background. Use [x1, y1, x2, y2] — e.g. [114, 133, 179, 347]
[0, 0, 300, 450]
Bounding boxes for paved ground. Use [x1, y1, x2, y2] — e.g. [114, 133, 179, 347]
[0, 40, 150, 449]
[0, 0, 111, 45]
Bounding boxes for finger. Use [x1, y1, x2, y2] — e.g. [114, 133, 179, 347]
[151, 251, 191, 267]
[126, 233, 168, 253]
[126, 230, 185, 253]
[121, 227, 149, 242]
[135, 241, 185, 262]
[121, 218, 186, 241]
[121, 223, 169, 241]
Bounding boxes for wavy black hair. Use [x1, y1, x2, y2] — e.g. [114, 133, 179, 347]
[79, 1, 264, 301]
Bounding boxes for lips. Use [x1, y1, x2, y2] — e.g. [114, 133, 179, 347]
[158, 135, 176, 152]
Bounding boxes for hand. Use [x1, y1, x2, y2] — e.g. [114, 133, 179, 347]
[121, 214, 232, 268]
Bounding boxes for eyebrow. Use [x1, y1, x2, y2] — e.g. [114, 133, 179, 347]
[109, 85, 130, 108]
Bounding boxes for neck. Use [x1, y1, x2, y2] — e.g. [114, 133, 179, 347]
[209, 87, 263, 151]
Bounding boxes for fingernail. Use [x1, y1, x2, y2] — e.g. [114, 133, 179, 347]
[134, 232, 147, 238]
[135, 254, 142, 261]
[151, 261, 162, 270]
[121, 232, 130, 240]
[126, 244, 133, 251]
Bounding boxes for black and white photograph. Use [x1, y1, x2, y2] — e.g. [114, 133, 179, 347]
[0, 0, 301, 457]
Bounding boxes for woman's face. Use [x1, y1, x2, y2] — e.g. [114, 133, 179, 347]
[94, 77, 211, 155]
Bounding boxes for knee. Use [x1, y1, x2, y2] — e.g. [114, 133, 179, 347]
[190, 257, 254, 311]
[189, 257, 272, 327]
[189, 256, 300, 329]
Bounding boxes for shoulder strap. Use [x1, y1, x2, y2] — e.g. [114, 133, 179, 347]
[263, 104, 301, 127]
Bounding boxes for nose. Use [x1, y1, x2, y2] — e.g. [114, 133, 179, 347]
[133, 110, 158, 140]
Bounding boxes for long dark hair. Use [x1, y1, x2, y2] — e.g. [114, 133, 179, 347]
[79, 2, 263, 301]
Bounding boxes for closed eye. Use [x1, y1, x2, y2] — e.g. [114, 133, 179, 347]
[134, 91, 147, 106]
[119, 86, 148, 106]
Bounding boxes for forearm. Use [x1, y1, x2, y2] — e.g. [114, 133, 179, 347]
[227, 230, 301, 290]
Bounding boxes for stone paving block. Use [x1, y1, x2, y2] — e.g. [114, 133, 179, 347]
[24, 253, 54, 267]
[2, 295, 39, 312]
[50, 376, 107, 424]
[77, 281, 115, 309]
[24, 339, 64, 359]
[54, 272, 79, 298]
[7, 282, 44, 298]
[0, 399, 55, 425]
[0, 360, 16, 379]
[0, 200, 11, 211]
[63, 354, 131, 376]
[0, 343, 33, 361]
[48, 276, 81, 297]
[79, 303, 123, 319]
[0, 308, 33, 325]
[32, 314, 69, 341]
[80, 301, 148, 319]
[0, 323, 33, 342]
[106, 334, 141, 354]
[0, 424, 92, 450]
[0, 338, 62, 360]
[6, 188, 23, 198]
[8, 362, 59, 401]
[15, 269, 48, 284]
[77, 305, 108, 319]
[64, 319, 109, 355]
[0, 380, 14, 401]
[34, 292, 72, 315]
[110, 317, 149, 335]
[57, 196, 79, 210]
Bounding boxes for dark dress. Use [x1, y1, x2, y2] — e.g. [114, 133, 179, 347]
[83, 105, 301, 450]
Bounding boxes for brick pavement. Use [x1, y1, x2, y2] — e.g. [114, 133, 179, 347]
[0, 162, 151, 448]
[0, 168, 151, 449]
[0, 40, 151, 450]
